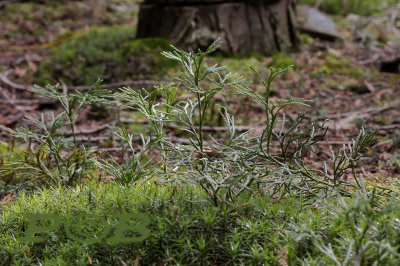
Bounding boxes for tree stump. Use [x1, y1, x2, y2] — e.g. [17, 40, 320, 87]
[136, 0, 300, 55]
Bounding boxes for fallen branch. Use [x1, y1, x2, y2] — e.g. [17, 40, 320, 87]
[0, 98, 56, 105]
[1, 69, 266, 94]
[64, 123, 113, 136]
[316, 100, 400, 120]
[119, 118, 253, 132]
[0, 86, 27, 115]
[0, 124, 13, 134]
[0, 69, 178, 91]
[0, 70, 31, 90]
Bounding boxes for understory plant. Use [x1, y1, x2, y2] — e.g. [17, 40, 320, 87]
[114, 39, 377, 206]
[0, 38, 391, 266]
[2, 39, 377, 206]
[288, 189, 400, 265]
[95, 128, 161, 186]
[1, 80, 111, 186]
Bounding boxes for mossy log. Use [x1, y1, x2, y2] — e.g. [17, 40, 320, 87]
[136, 0, 300, 55]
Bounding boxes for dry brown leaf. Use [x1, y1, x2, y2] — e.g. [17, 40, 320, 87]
[87, 254, 92, 264]
[277, 245, 289, 266]
[134, 249, 141, 266]
[119, 258, 128, 266]
[14, 67, 26, 78]
[364, 81, 375, 93]
[0, 192, 17, 209]
[373, 88, 392, 103]
[328, 48, 342, 57]
[26, 57, 37, 73]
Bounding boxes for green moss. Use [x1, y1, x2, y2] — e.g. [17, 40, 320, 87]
[211, 56, 269, 82]
[0, 141, 25, 163]
[0, 141, 29, 196]
[300, 34, 314, 45]
[318, 53, 373, 80]
[37, 26, 134, 85]
[299, 0, 397, 16]
[125, 112, 150, 133]
[325, 78, 369, 93]
[268, 52, 296, 69]
[119, 38, 177, 78]
[36, 27, 177, 86]
[124, 38, 171, 52]
[311, 65, 332, 79]
[389, 153, 400, 168]
[1, 180, 400, 264]
[390, 75, 400, 82]
[378, 116, 392, 126]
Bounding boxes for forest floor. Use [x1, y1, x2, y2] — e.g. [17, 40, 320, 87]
[0, 0, 399, 195]
[1, 1, 400, 265]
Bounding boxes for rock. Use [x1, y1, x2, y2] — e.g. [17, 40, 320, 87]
[296, 4, 341, 42]
[346, 13, 361, 24]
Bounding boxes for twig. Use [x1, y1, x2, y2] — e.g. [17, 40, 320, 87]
[314, 0, 323, 8]
[67, 134, 220, 146]
[74, 80, 178, 91]
[66, 136, 110, 142]
[0, 69, 265, 94]
[0, 70, 31, 90]
[119, 258, 128, 266]
[0, 70, 178, 91]
[316, 100, 400, 120]
[134, 249, 141, 266]
[0, 85, 27, 114]
[64, 123, 113, 136]
[119, 118, 253, 132]
[229, 202, 251, 213]
[321, 139, 394, 147]
[373, 139, 393, 147]
[0, 124, 13, 134]
[0, 98, 56, 105]
[378, 124, 399, 130]
[0, 192, 17, 210]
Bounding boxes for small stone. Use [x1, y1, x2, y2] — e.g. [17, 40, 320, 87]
[297, 4, 341, 41]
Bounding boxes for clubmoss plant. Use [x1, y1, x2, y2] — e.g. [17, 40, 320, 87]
[114, 39, 377, 206]
[96, 128, 161, 186]
[2, 80, 111, 186]
[2, 39, 377, 205]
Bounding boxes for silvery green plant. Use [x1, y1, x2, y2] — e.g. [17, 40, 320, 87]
[115, 39, 377, 205]
[289, 189, 400, 265]
[95, 128, 161, 186]
[3, 80, 111, 186]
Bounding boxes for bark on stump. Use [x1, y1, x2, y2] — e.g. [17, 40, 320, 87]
[136, 0, 300, 55]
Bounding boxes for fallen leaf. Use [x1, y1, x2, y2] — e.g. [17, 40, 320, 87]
[25, 55, 37, 73]
[328, 48, 342, 57]
[134, 249, 141, 266]
[14, 67, 26, 78]
[0, 192, 17, 209]
[119, 258, 128, 266]
[277, 245, 289, 266]
[87, 254, 92, 265]
[364, 81, 375, 93]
